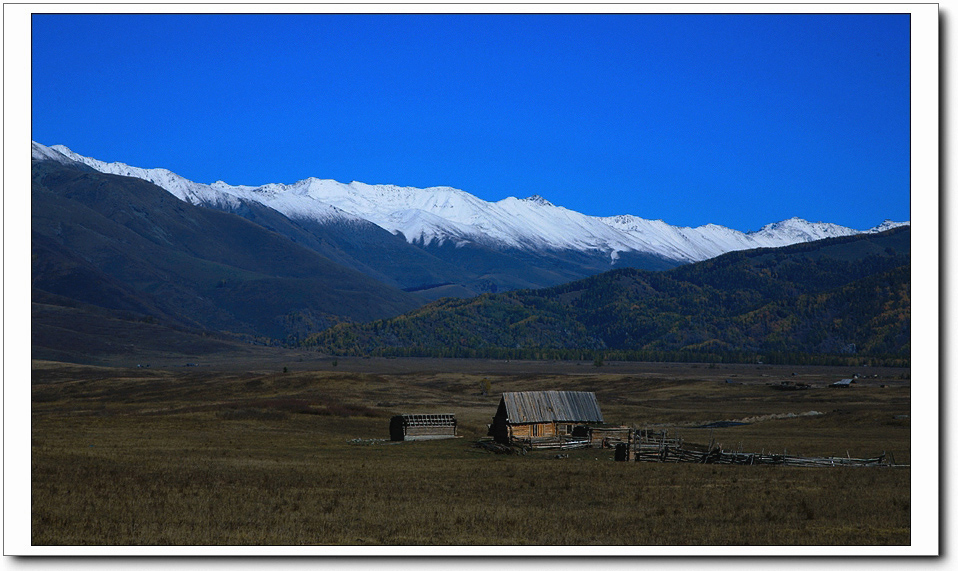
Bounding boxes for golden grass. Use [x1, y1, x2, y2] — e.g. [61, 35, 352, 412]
[31, 359, 910, 545]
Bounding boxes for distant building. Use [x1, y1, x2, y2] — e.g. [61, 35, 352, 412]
[489, 391, 604, 447]
[389, 413, 457, 441]
[830, 378, 857, 388]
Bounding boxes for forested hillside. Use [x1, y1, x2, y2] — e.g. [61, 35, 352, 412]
[306, 227, 910, 366]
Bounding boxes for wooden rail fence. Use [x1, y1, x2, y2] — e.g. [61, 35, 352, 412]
[476, 426, 898, 467]
[626, 427, 892, 467]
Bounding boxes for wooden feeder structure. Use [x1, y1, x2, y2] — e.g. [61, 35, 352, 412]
[389, 413, 457, 441]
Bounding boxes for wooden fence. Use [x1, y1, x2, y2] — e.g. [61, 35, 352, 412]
[477, 425, 897, 467]
[626, 427, 891, 467]
[631, 444, 888, 467]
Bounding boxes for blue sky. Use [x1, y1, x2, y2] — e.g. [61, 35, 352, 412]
[32, 13, 911, 232]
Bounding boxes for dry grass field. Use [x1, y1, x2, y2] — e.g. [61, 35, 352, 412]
[31, 356, 910, 546]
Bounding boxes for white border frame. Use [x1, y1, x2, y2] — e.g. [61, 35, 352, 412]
[4, 2, 940, 558]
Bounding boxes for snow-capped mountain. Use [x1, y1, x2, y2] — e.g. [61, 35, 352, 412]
[33, 141, 909, 266]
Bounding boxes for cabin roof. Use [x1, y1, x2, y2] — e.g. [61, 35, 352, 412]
[500, 391, 604, 424]
[392, 413, 456, 426]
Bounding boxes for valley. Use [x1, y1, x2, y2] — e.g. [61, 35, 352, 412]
[30, 356, 910, 546]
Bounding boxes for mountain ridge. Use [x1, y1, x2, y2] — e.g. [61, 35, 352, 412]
[35, 141, 908, 267]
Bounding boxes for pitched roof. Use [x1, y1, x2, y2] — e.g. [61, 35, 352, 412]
[501, 391, 604, 424]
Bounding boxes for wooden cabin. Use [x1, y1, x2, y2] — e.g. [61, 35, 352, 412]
[489, 391, 604, 447]
[389, 413, 457, 441]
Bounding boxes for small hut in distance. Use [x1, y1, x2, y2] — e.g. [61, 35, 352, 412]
[389, 413, 457, 441]
[489, 391, 605, 448]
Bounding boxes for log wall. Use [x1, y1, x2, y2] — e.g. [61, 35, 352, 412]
[509, 422, 556, 440]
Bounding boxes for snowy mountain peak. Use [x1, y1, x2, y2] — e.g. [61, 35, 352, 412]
[31, 141, 910, 265]
[32, 141, 77, 165]
[868, 219, 910, 233]
[523, 194, 554, 207]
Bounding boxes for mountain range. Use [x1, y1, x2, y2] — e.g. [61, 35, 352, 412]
[34, 142, 907, 299]
[31, 141, 909, 364]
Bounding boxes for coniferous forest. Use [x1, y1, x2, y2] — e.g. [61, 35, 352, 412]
[306, 227, 910, 366]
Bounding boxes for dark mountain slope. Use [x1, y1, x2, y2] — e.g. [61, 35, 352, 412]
[31, 294, 245, 365]
[308, 227, 910, 364]
[415, 240, 682, 295]
[208, 197, 467, 293]
[31, 160, 425, 345]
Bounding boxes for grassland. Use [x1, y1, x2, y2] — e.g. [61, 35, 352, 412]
[30, 356, 910, 546]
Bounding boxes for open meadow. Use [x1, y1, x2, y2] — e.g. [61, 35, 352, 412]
[31, 356, 911, 546]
